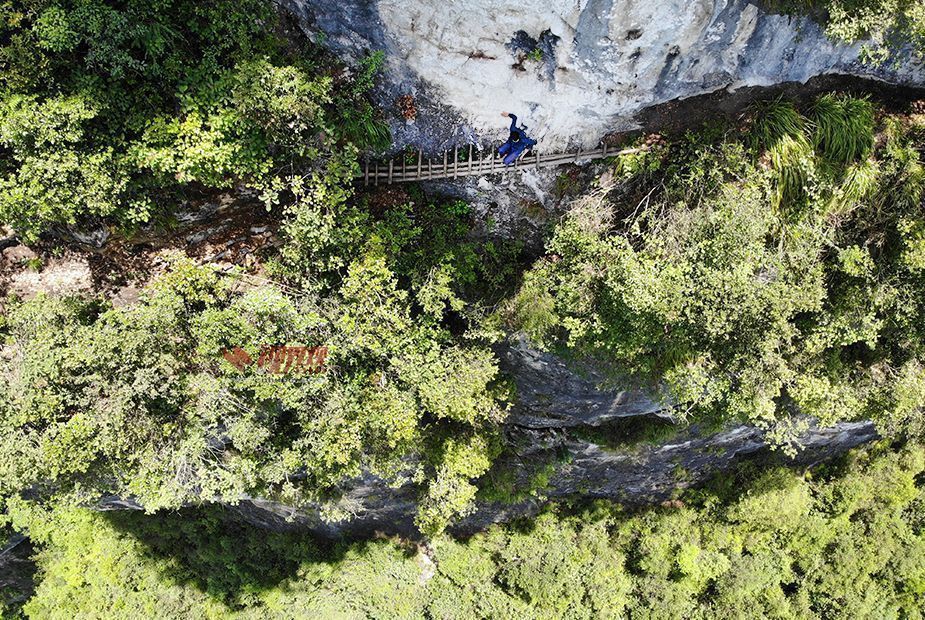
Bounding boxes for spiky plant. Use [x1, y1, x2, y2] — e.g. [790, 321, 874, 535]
[811, 94, 875, 164]
[751, 98, 808, 150]
[828, 159, 881, 217]
[768, 133, 816, 211]
[339, 102, 393, 153]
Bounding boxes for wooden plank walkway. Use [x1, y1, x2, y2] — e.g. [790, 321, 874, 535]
[359, 144, 641, 186]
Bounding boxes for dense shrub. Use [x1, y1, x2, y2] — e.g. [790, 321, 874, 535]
[500, 96, 925, 448]
[0, 0, 389, 240]
[0, 190, 520, 535]
[5, 442, 924, 618]
[820, 0, 925, 64]
[776, 0, 925, 64]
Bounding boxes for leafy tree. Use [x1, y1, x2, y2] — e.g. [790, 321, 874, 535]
[500, 96, 925, 447]
[0, 188, 516, 533]
[0, 0, 387, 240]
[5, 442, 924, 618]
[821, 0, 925, 64]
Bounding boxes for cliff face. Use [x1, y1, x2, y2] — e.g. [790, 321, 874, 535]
[0, 534, 34, 608]
[283, 0, 925, 151]
[224, 411, 877, 539]
[173, 339, 878, 539]
[88, 1, 895, 536]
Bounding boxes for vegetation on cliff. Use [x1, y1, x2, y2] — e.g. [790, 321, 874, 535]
[0, 192, 521, 537]
[3, 442, 923, 618]
[809, 0, 925, 64]
[4, 82, 925, 540]
[503, 95, 925, 451]
[0, 0, 924, 596]
[0, 0, 389, 240]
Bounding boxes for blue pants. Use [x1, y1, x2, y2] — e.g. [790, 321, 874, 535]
[499, 140, 534, 165]
[499, 114, 537, 165]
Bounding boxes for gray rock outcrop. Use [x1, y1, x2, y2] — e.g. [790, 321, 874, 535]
[282, 0, 925, 151]
[139, 339, 879, 539]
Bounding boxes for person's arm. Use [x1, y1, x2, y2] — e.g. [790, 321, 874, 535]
[508, 113, 518, 131]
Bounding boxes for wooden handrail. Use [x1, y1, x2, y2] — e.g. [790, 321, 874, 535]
[362, 145, 641, 186]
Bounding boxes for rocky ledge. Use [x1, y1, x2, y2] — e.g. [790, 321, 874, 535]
[100, 338, 880, 540]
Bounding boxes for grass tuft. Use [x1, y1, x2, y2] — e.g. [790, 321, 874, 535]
[811, 94, 875, 164]
[768, 133, 815, 211]
[751, 98, 807, 149]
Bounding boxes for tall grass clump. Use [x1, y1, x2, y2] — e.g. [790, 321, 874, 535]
[750, 99, 816, 210]
[768, 134, 816, 210]
[811, 94, 875, 164]
[751, 98, 808, 149]
[340, 108, 392, 152]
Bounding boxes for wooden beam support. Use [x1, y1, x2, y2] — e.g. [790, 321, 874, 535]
[351, 145, 654, 184]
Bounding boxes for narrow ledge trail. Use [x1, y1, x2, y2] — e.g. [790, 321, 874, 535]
[359, 143, 643, 185]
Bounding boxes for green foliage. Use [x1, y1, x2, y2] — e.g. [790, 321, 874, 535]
[333, 52, 392, 153]
[479, 451, 564, 504]
[502, 96, 925, 446]
[751, 98, 807, 149]
[811, 94, 875, 164]
[416, 433, 497, 536]
[776, 0, 925, 64]
[0, 241, 507, 532]
[571, 415, 681, 453]
[768, 132, 816, 210]
[820, 0, 925, 64]
[494, 268, 559, 347]
[8, 443, 925, 619]
[0, 0, 389, 241]
[553, 168, 582, 199]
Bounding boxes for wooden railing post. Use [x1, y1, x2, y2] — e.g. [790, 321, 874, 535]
[356, 143, 640, 184]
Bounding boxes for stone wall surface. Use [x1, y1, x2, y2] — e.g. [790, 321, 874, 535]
[99, 338, 879, 539]
[283, 0, 925, 151]
[217, 417, 878, 539]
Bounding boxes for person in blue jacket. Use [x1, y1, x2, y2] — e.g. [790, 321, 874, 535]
[498, 112, 537, 166]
